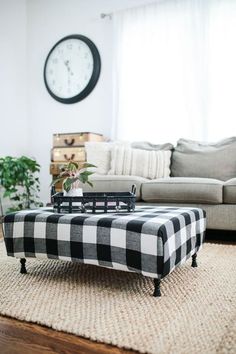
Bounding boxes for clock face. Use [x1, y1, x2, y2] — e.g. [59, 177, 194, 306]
[44, 35, 101, 103]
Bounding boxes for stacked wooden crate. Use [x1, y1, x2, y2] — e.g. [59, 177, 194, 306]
[50, 132, 104, 191]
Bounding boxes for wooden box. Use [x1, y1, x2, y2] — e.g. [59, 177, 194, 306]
[52, 178, 63, 192]
[53, 132, 104, 147]
[50, 163, 66, 176]
[51, 147, 86, 162]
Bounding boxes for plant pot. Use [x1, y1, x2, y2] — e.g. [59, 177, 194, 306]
[63, 188, 83, 207]
[63, 188, 83, 197]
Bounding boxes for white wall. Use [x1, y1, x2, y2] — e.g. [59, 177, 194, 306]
[26, 0, 155, 204]
[27, 0, 114, 203]
[0, 0, 155, 205]
[0, 0, 28, 156]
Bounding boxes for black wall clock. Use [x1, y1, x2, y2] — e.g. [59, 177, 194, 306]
[44, 34, 101, 104]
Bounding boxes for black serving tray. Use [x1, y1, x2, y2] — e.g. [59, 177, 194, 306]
[51, 185, 136, 213]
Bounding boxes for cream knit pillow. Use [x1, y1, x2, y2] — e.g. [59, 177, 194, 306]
[108, 146, 171, 179]
[85, 142, 112, 174]
[85, 141, 131, 175]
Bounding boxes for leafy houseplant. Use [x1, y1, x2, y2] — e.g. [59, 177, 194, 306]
[0, 156, 42, 213]
[52, 161, 96, 194]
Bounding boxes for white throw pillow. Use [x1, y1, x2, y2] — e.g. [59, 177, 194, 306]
[108, 146, 171, 179]
[85, 142, 113, 174]
[85, 141, 131, 174]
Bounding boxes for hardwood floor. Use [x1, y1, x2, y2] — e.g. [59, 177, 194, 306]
[0, 227, 135, 354]
[0, 316, 135, 354]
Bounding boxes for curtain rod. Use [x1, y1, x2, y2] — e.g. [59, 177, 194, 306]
[100, 1, 164, 19]
[100, 13, 112, 19]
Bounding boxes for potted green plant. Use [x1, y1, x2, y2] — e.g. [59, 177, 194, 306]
[0, 156, 42, 214]
[51, 160, 96, 197]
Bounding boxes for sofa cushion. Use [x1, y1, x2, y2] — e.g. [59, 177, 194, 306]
[171, 137, 236, 181]
[141, 177, 223, 204]
[224, 178, 236, 204]
[82, 175, 148, 201]
[108, 146, 171, 179]
[131, 141, 174, 151]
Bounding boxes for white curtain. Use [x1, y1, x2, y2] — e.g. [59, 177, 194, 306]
[112, 0, 236, 143]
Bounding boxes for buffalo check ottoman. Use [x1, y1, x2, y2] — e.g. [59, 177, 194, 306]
[2, 206, 206, 297]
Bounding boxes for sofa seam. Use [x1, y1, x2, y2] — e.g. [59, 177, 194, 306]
[142, 198, 222, 204]
[142, 182, 223, 186]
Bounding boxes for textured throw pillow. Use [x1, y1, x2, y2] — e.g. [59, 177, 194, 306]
[85, 142, 112, 175]
[131, 141, 174, 151]
[85, 141, 131, 175]
[108, 146, 171, 179]
[171, 137, 236, 181]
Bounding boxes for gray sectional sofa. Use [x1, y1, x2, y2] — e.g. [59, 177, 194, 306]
[84, 137, 236, 231]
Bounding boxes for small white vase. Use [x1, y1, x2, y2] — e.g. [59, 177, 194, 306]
[63, 188, 83, 207]
[63, 188, 83, 197]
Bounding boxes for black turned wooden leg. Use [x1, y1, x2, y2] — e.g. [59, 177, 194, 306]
[191, 253, 198, 267]
[20, 258, 27, 274]
[153, 278, 161, 297]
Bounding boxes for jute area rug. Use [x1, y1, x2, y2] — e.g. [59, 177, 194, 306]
[0, 241, 235, 354]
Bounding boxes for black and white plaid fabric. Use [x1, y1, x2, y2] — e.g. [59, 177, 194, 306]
[3, 206, 206, 279]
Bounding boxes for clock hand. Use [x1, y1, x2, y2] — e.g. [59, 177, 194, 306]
[64, 60, 71, 75]
[64, 60, 75, 84]
[64, 60, 74, 75]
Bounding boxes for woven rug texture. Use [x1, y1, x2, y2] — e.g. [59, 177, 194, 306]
[0, 241, 235, 354]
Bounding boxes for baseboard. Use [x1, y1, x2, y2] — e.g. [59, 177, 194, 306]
[206, 229, 236, 243]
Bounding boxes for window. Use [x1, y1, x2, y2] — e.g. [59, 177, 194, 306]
[112, 0, 236, 143]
